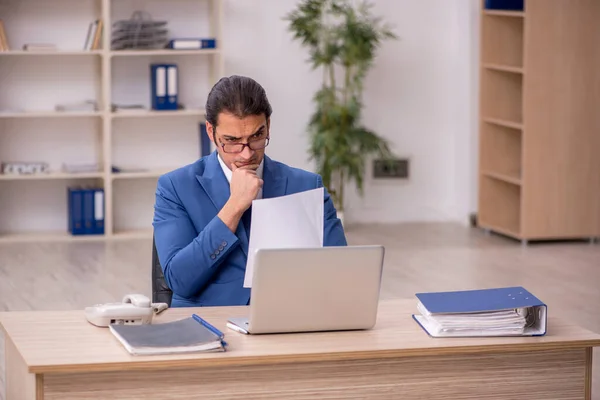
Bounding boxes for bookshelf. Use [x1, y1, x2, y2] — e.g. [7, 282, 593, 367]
[477, 0, 600, 243]
[0, 0, 222, 242]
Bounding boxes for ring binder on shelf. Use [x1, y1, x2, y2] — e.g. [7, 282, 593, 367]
[151, 63, 178, 110]
[412, 286, 547, 338]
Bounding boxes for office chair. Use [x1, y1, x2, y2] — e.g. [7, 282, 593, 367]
[152, 235, 173, 306]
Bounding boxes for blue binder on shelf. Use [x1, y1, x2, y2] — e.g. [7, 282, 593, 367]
[412, 286, 547, 338]
[90, 188, 105, 234]
[167, 38, 216, 49]
[151, 63, 178, 110]
[199, 122, 211, 157]
[485, 0, 524, 11]
[68, 187, 104, 235]
[68, 188, 86, 235]
[83, 189, 94, 234]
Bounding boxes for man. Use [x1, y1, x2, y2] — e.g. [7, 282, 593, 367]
[152, 75, 347, 308]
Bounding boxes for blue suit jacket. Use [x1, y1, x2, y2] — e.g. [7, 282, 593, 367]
[152, 151, 347, 307]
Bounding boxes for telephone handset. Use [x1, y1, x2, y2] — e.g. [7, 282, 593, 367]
[85, 294, 169, 327]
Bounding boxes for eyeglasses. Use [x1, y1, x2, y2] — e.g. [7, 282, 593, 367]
[219, 136, 270, 154]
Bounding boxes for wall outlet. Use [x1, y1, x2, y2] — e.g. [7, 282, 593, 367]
[469, 212, 478, 227]
[373, 158, 409, 179]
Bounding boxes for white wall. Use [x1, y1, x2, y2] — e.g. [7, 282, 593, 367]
[222, 0, 480, 224]
[0, 0, 480, 233]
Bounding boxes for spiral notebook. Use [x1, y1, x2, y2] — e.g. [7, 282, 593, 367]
[412, 286, 547, 338]
[109, 315, 226, 355]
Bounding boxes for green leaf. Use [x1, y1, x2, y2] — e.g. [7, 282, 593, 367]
[286, 0, 398, 209]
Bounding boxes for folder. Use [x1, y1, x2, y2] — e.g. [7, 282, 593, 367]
[199, 122, 211, 157]
[83, 188, 94, 234]
[167, 38, 216, 49]
[92, 188, 105, 234]
[150, 64, 178, 110]
[412, 286, 547, 338]
[485, 0, 524, 11]
[166, 64, 178, 110]
[109, 315, 226, 356]
[67, 188, 85, 235]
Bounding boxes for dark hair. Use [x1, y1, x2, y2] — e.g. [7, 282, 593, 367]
[205, 75, 273, 129]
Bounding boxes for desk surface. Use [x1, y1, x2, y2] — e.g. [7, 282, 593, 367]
[1, 298, 600, 374]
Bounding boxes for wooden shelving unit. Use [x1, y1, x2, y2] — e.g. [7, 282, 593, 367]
[0, 0, 222, 242]
[477, 0, 600, 243]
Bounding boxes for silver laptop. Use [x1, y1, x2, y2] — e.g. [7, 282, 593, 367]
[227, 245, 385, 335]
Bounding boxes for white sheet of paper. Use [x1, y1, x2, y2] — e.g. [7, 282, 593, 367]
[243, 187, 324, 288]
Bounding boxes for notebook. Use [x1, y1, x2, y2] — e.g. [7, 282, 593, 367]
[412, 286, 547, 338]
[109, 316, 226, 355]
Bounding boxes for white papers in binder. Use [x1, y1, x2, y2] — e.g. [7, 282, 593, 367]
[167, 66, 177, 96]
[94, 190, 104, 220]
[155, 67, 166, 97]
[243, 187, 324, 288]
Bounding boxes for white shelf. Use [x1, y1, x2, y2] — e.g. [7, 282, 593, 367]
[0, 0, 224, 242]
[111, 109, 205, 118]
[0, 50, 102, 56]
[0, 111, 102, 119]
[111, 169, 173, 179]
[110, 49, 219, 57]
[0, 172, 104, 181]
[0, 50, 218, 57]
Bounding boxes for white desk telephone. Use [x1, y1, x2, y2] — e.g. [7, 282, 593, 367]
[84, 294, 169, 327]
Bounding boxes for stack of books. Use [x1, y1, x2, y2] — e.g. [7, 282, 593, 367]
[412, 286, 547, 338]
[84, 19, 103, 50]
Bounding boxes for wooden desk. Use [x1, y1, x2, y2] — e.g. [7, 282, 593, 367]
[2, 298, 600, 399]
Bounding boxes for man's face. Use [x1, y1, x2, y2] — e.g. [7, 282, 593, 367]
[207, 112, 270, 171]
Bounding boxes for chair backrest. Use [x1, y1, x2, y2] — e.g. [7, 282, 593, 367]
[152, 235, 173, 306]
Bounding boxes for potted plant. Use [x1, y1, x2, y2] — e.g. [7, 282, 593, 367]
[285, 0, 397, 224]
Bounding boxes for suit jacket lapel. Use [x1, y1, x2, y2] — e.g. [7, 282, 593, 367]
[196, 152, 230, 212]
[262, 156, 288, 199]
[196, 152, 250, 257]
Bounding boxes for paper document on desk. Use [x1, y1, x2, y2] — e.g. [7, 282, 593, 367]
[244, 187, 324, 288]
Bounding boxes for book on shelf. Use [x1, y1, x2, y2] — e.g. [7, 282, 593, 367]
[0, 20, 9, 51]
[412, 286, 547, 338]
[68, 187, 104, 235]
[84, 19, 103, 50]
[109, 315, 227, 356]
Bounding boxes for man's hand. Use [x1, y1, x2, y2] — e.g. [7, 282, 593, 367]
[229, 163, 263, 212]
[217, 163, 263, 233]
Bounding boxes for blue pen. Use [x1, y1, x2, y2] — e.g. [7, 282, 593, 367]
[192, 314, 224, 339]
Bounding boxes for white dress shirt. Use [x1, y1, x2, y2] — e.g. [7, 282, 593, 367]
[218, 154, 264, 200]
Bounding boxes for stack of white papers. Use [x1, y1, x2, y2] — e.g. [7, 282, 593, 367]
[416, 301, 527, 336]
[243, 187, 324, 288]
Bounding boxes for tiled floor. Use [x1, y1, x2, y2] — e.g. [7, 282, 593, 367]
[1, 222, 599, 398]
